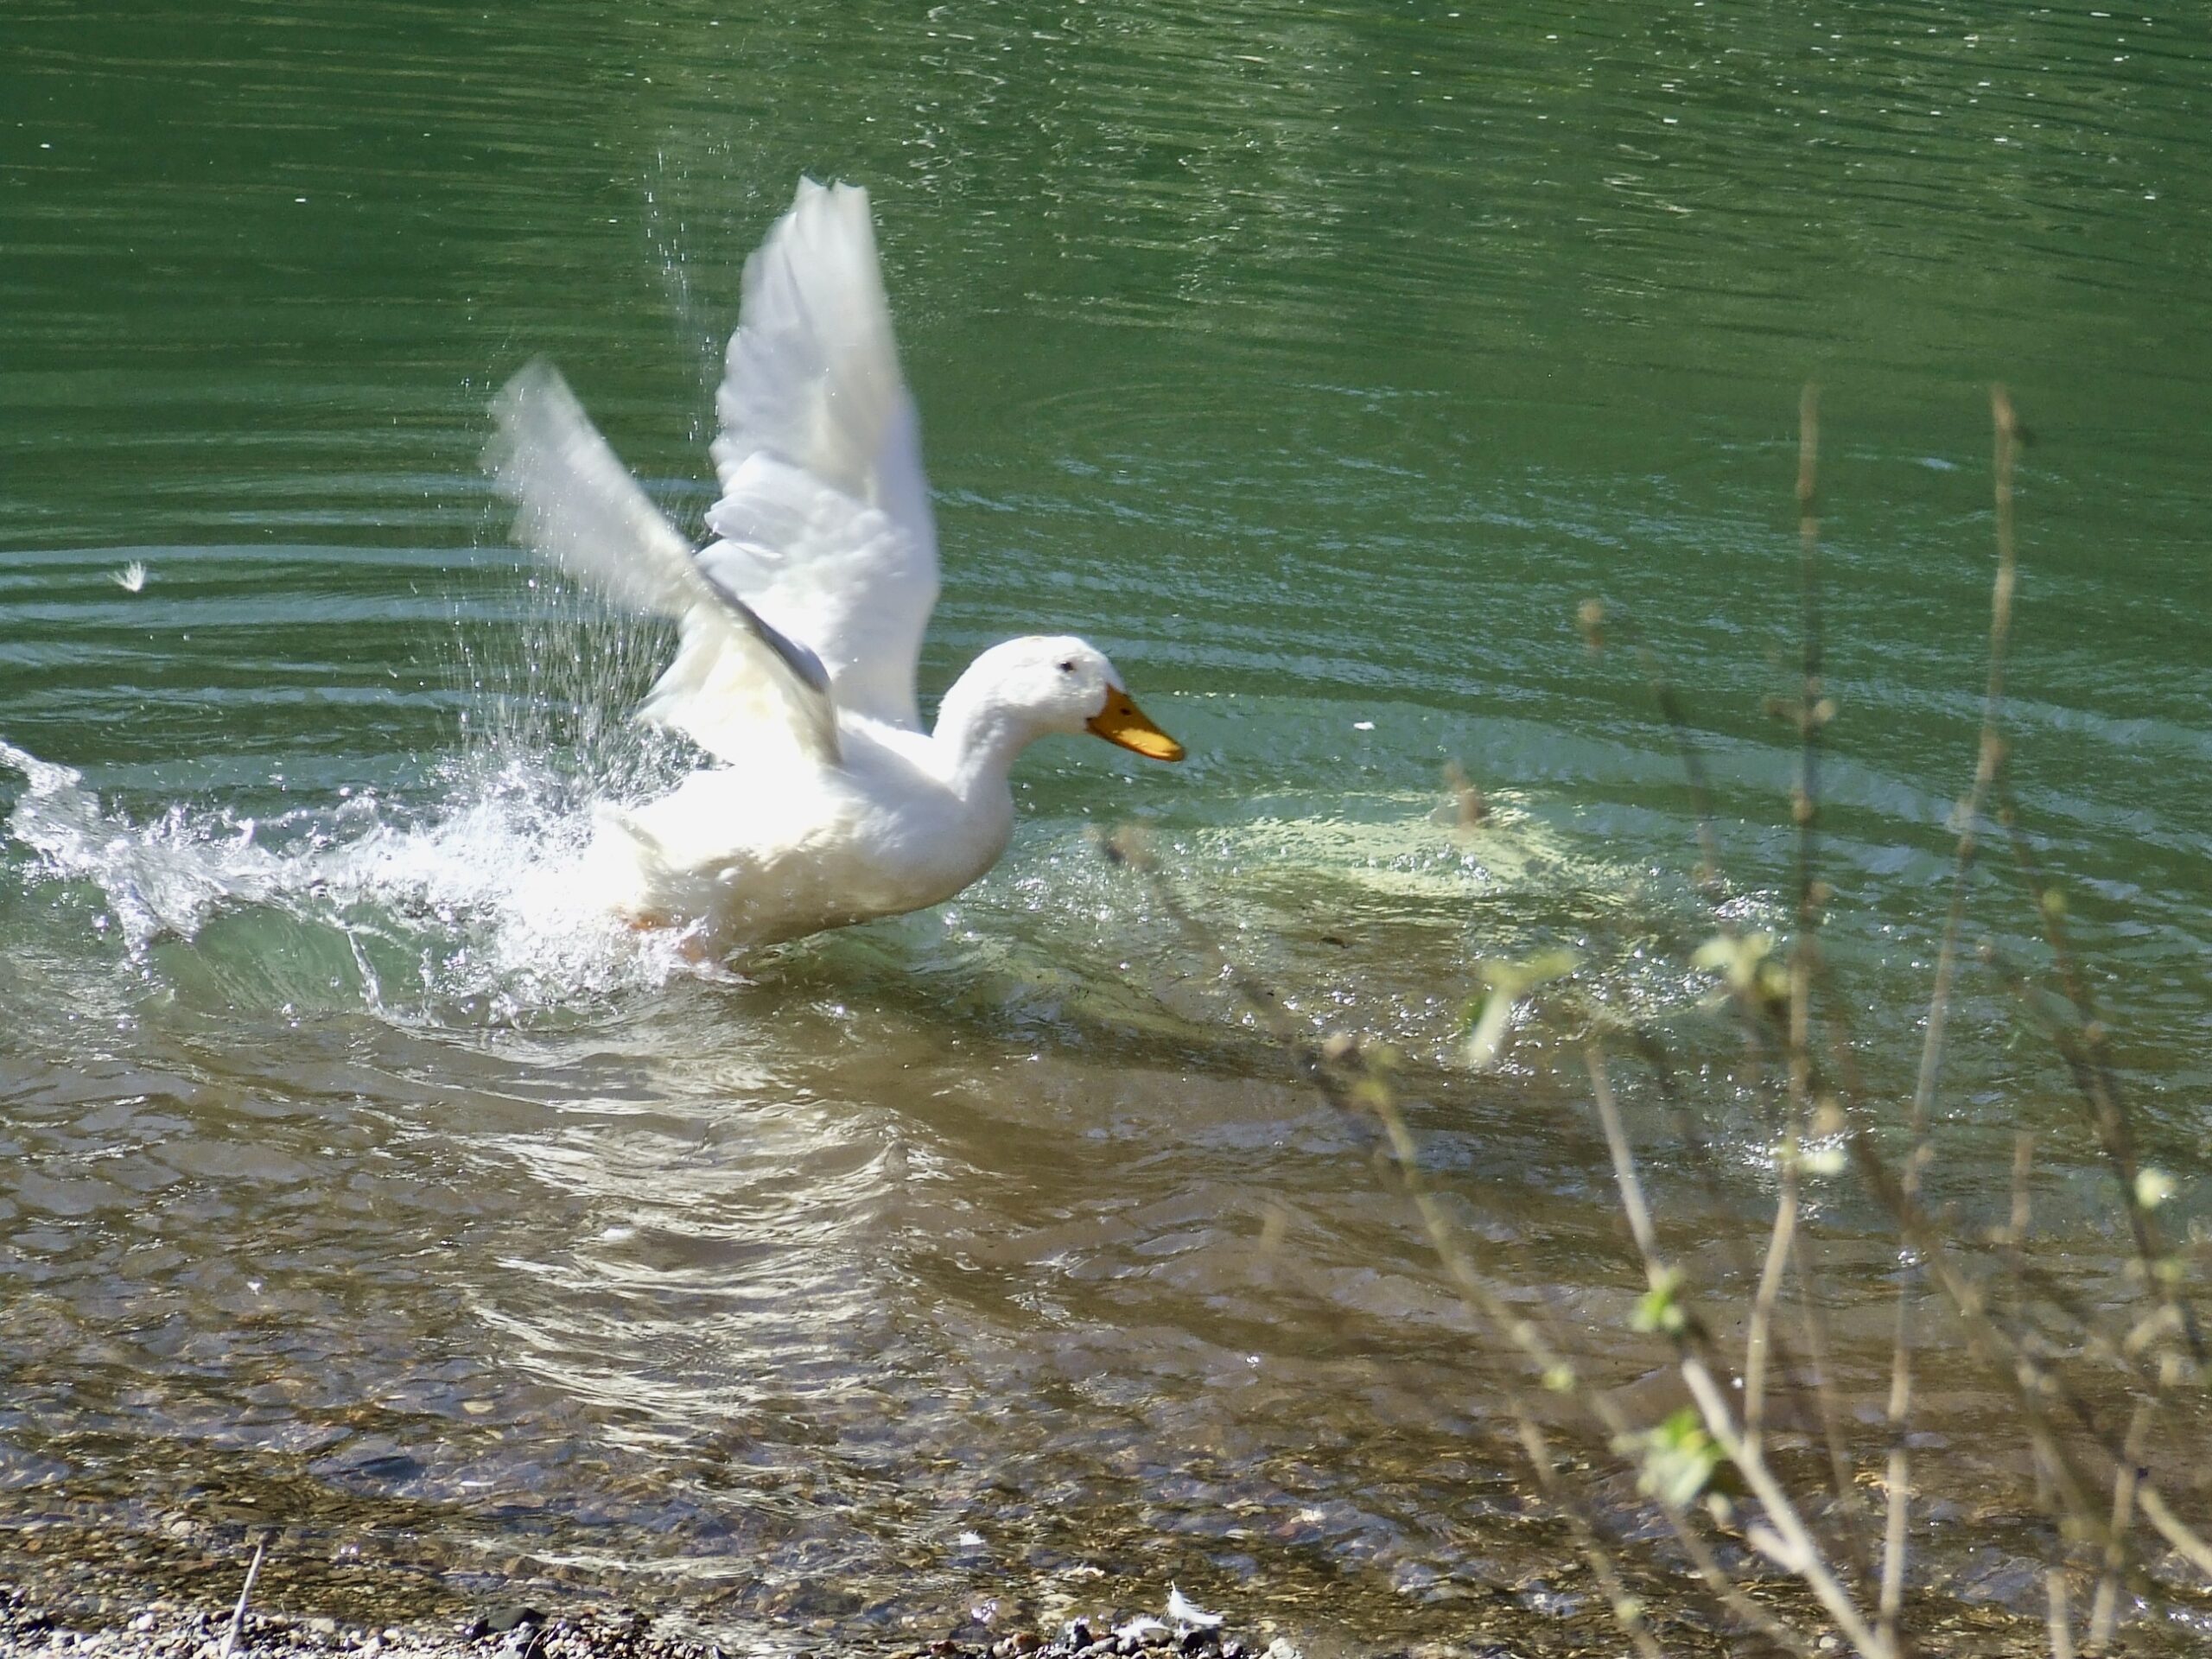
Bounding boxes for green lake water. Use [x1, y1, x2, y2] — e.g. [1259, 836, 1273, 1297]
[3, 2, 2209, 1651]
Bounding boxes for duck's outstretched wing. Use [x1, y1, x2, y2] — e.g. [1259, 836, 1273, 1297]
[701, 179, 939, 733]
[486, 359, 842, 765]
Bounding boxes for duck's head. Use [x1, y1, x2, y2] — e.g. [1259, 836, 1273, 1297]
[962, 635, 1185, 762]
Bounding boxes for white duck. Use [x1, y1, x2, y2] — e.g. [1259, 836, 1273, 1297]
[485, 180, 1184, 954]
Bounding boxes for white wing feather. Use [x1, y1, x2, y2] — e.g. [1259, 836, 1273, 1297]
[485, 359, 840, 765]
[702, 179, 939, 732]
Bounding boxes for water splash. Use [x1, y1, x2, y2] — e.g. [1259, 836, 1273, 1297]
[0, 737, 292, 949]
[0, 734, 715, 1023]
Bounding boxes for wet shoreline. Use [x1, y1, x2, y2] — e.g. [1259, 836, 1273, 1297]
[0, 1529, 2091, 1659]
[0, 1580, 1310, 1659]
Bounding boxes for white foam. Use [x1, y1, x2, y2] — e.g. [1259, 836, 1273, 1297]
[0, 736, 712, 1019]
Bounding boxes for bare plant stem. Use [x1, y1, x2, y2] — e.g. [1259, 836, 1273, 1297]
[1632, 1013, 1878, 1586]
[2137, 1486, 2212, 1580]
[2005, 1132, 2035, 1329]
[1094, 372, 2212, 1656]
[1587, 1048, 1891, 1658]
[1993, 784, 2203, 1365]
[218, 1535, 267, 1659]
[1789, 1244, 1880, 1586]
[2046, 1570, 2078, 1659]
[1904, 386, 2018, 1146]
[1821, 961, 2212, 1591]
[1742, 1158, 1796, 1452]
[1792, 381, 1824, 937]
[1106, 829, 1821, 1656]
[1846, 1109, 2212, 1600]
[1875, 385, 2018, 1641]
[1603, 400, 1872, 1586]
[2086, 1400, 2156, 1654]
[1498, 1415, 1671, 1659]
[1758, 377, 1827, 1504]
[1577, 602, 1729, 900]
[1374, 1058, 1815, 1658]
[1800, 925, 2207, 1577]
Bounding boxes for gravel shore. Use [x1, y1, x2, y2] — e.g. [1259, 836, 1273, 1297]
[0, 1586, 1316, 1659]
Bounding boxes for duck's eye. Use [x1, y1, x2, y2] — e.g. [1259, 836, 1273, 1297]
[1057, 659, 1076, 674]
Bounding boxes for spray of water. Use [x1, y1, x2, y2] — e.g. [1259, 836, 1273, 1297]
[0, 577, 736, 1024]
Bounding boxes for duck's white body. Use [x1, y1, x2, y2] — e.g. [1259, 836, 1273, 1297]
[488, 181, 1181, 954]
[582, 658, 1032, 950]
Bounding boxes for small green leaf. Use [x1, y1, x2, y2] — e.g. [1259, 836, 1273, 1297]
[1631, 1408, 1723, 1508]
[1631, 1267, 1688, 1336]
[1802, 1143, 1847, 1178]
[1691, 931, 1777, 995]
[1459, 950, 1579, 1070]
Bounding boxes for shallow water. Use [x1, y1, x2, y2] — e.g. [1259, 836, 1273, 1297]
[4, 2, 2211, 1651]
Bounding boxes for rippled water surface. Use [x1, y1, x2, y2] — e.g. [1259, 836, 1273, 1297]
[4, 2, 2211, 1651]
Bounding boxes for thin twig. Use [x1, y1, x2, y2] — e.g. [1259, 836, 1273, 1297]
[1840, 1114, 2212, 1592]
[1789, 1240, 1881, 1586]
[2138, 1485, 2212, 1580]
[1878, 385, 2021, 1643]
[1791, 379, 1824, 933]
[1587, 1048, 1891, 1658]
[1905, 384, 2018, 1149]
[1109, 830, 1818, 1656]
[1779, 387, 1890, 1628]
[1742, 1154, 1797, 1454]
[219, 1535, 268, 1659]
[1751, 383, 1822, 1461]
[1380, 1056, 1811, 1658]
[1633, 1012, 1877, 1586]
[1577, 601, 1729, 899]
[2086, 1400, 2156, 1655]
[1502, 1413, 1671, 1659]
[1993, 785, 2203, 1366]
[1591, 396, 1878, 1608]
[2005, 1132, 2036, 1331]
[2047, 1568, 2078, 1659]
[1977, 943, 2205, 1389]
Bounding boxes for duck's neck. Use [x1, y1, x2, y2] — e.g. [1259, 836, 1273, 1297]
[931, 665, 1043, 797]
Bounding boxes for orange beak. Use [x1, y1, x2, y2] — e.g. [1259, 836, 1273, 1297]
[1086, 687, 1185, 761]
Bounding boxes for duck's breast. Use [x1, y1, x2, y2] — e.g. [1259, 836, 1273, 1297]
[605, 735, 1015, 946]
